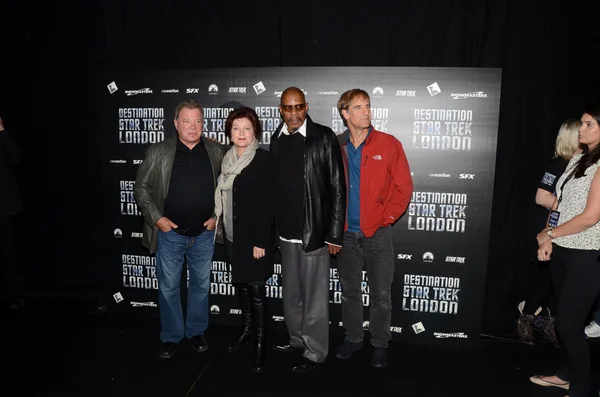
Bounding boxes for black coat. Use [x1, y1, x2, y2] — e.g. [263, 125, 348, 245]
[224, 148, 276, 283]
[0, 129, 23, 216]
[270, 115, 346, 251]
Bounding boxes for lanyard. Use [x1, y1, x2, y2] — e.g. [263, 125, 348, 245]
[556, 169, 576, 209]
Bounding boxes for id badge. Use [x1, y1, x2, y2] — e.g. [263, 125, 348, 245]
[548, 210, 560, 228]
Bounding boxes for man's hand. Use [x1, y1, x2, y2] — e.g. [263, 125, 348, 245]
[204, 218, 216, 231]
[156, 217, 178, 232]
[0, 116, 5, 131]
[253, 246, 266, 259]
[327, 243, 341, 255]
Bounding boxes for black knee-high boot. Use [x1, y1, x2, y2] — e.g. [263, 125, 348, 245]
[227, 283, 252, 352]
[248, 282, 266, 372]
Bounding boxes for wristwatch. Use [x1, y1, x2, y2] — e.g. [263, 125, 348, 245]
[547, 229, 555, 239]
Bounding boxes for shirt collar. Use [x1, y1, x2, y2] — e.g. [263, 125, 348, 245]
[279, 118, 307, 137]
[345, 125, 372, 145]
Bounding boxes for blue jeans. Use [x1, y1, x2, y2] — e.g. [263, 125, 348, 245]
[156, 228, 214, 343]
[337, 226, 395, 348]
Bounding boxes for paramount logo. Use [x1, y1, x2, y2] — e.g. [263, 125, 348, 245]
[450, 91, 487, 99]
[433, 332, 468, 339]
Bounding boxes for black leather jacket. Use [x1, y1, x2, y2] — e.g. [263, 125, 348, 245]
[270, 115, 346, 251]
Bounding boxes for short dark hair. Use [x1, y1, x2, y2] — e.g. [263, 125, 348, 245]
[225, 107, 262, 140]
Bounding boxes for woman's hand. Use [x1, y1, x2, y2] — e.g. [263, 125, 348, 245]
[536, 228, 552, 247]
[537, 240, 553, 261]
[253, 246, 265, 259]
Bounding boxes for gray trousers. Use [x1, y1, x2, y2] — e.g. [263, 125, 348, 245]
[337, 226, 395, 348]
[280, 240, 330, 363]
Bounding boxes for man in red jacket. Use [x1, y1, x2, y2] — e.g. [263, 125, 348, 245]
[334, 89, 413, 368]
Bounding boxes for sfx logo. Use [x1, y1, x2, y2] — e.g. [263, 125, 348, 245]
[397, 254, 412, 260]
[186, 88, 199, 94]
[132, 159, 143, 165]
[459, 174, 475, 179]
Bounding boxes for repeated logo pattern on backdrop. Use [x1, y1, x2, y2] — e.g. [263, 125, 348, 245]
[99, 67, 501, 348]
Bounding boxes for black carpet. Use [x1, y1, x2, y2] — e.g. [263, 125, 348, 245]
[6, 297, 599, 397]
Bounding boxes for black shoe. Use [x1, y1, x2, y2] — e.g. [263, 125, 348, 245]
[191, 335, 208, 352]
[159, 342, 177, 359]
[249, 283, 266, 373]
[371, 347, 388, 368]
[252, 354, 267, 373]
[273, 344, 301, 353]
[335, 339, 363, 359]
[292, 357, 317, 372]
[228, 284, 252, 353]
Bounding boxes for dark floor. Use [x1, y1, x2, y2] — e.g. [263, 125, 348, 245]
[6, 297, 599, 397]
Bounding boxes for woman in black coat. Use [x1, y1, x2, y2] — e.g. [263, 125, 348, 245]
[213, 107, 275, 372]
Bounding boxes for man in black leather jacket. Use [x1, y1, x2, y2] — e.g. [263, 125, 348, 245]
[270, 87, 346, 372]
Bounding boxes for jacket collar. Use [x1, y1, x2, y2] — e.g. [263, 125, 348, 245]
[339, 124, 375, 146]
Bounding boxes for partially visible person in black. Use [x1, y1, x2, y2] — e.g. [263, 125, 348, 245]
[0, 115, 25, 311]
[518, 118, 581, 345]
[214, 107, 276, 373]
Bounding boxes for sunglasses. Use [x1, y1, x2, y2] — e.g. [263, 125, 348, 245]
[280, 103, 307, 113]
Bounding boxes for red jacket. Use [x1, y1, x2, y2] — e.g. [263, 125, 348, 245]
[337, 127, 413, 238]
